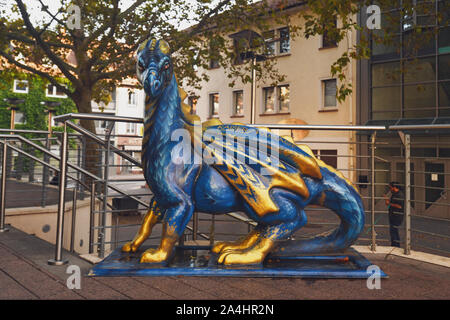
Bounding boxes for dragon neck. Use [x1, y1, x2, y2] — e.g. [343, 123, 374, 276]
[143, 75, 183, 149]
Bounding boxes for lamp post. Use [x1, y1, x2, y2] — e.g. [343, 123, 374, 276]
[3, 98, 24, 179]
[3, 98, 25, 133]
[41, 101, 60, 137]
[229, 30, 267, 125]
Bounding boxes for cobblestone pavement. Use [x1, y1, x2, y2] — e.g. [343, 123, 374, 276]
[0, 227, 449, 300]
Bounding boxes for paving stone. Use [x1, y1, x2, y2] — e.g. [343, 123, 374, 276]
[0, 269, 37, 299]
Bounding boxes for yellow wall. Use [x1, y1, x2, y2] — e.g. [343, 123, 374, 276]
[186, 11, 359, 180]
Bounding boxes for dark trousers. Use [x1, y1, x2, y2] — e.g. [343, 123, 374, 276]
[389, 210, 403, 247]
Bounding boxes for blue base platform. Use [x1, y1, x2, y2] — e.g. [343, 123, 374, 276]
[88, 245, 387, 278]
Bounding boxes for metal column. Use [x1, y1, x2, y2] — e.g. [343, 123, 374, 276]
[370, 132, 376, 252]
[89, 180, 96, 254]
[41, 136, 50, 207]
[404, 133, 411, 255]
[0, 140, 9, 233]
[250, 56, 257, 125]
[70, 187, 77, 253]
[48, 122, 68, 266]
[99, 122, 115, 258]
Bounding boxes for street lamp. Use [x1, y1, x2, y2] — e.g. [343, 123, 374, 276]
[41, 100, 61, 137]
[229, 30, 267, 125]
[3, 98, 25, 133]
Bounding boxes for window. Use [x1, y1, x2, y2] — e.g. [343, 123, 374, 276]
[209, 93, 219, 117]
[13, 80, 28, 93]
[128, 91, 137, 105]
[126, 122, 137, 134]
[188, 96, 198, 115]
[264, 27, 290, 56]
[312, 149, 338, 168]
[46, 84, 67, 98]
[321, 19, 338, 48]
[209, 59, 220, 69]
[14, 111, 25, 124]
[322, 79, 337, 108]
[233, 90, 244, 116]
[263, 87, 275, 113]
[279, 27, 290, 54]
[278, 85, 290, 112]
[263, 85, 289, 113]
[233, 39, 246, 65]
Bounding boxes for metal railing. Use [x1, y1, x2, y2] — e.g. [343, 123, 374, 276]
[0, 114, 449, 266]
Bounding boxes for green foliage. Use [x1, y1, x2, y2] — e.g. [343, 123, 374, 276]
[0, 72, 77, 132]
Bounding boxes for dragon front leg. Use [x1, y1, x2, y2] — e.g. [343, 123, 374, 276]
[140, 222, 178, 263]
[122, 198, 162, 253]
[140, 198, 194, 264]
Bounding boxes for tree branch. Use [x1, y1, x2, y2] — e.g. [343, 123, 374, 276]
[84, 0, 147, 46]
[6, 33, 73, 49]
[87, 0, 120, 68]
[15, 0, 80, 87]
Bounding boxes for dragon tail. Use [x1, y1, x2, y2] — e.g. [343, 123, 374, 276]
[293, 167, 365, 254]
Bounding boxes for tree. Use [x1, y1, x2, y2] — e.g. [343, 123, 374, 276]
[1, 0, 447, 127]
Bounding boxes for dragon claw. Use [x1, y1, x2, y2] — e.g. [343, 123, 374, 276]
[122, 241, 138, 253]
[140, 248, 169, 263]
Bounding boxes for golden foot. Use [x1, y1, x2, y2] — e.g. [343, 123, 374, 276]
[211, 242, 229, 254]
[140, 248, 170, 263]
[122, 241, 138, 253]
[218, 251, 265, 265]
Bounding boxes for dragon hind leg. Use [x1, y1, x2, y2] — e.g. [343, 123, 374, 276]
[212, 227, 262, 254]
[219, 205, 307, 265]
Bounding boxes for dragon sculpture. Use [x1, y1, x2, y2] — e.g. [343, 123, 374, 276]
[122, 38, 365, 265]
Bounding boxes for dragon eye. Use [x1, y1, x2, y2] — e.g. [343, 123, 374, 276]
[164, 63, 170, 70]
[138, 61, 145, 72]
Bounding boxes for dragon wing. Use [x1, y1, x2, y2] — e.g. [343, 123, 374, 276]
[199, 124, 322, 216]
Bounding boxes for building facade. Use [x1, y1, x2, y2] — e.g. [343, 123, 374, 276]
[91, 78, 145, 175]
[186, 5, 359, 182]
[357, 1, 450, 219]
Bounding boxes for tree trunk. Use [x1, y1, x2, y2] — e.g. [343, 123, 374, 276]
[72, 88, 102, 188]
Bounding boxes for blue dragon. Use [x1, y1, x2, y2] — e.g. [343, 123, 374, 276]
[122, 38, 365, 265]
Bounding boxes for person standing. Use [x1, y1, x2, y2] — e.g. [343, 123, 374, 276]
[384, 182, 405, 248]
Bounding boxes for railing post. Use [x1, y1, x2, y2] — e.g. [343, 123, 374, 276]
[48, 121, 68, 266]
[209, 215, 215, 247]
[99, 122, 115, 258]
[0, 140, 9, 233]
[41, 135, 50, 207]
[404, 133, 411, 255]
[370, 132, 377, 252]
[192, 212, 198, 241]
[70, 187, 77, 253]
[89, 180, 96, 254]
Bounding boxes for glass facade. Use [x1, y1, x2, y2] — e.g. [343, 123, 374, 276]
[370, 0, 450, 120]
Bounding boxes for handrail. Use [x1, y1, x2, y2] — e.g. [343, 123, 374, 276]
[53, 113, 143, 123]
[53, 113, 450, 131]
[64, 121, 142, 167]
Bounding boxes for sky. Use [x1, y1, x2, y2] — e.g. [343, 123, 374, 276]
[1, 0, 210, 29]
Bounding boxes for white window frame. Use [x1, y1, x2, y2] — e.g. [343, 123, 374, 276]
[126, 122, 137, 134]
[209, 92, 219, 118]
[45, 84, 67, 98]
[128, 91, 137, 106]
[320, 18, 339, 49]
[320, 78, 338, 111]
[13, 80, 29, 94]
[14, 111, 25, 124]
[232, 90, 244, 116]
[261, 84, 290, 114]
[263, 27, 290, 56]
